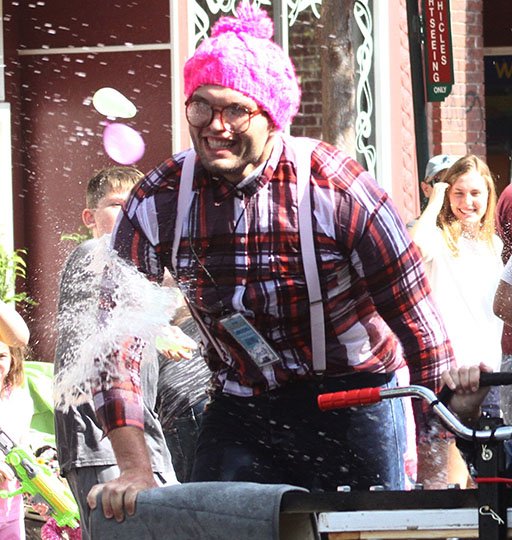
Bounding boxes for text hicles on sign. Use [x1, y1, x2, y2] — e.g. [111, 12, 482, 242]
[423, 0, 454, 102]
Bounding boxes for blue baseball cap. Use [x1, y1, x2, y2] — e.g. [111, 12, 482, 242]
[424, 154, 459, 180]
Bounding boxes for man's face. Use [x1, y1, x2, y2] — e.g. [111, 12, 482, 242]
[82, 190, 131, 238]
[187, 85, 276, 184]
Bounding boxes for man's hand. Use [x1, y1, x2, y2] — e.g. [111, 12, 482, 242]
[87, 466, 157, 522]
[156, 325, 197, 361]
[86, 426, 156, 522]
[428, 181, 449, 209]
[441, 363, 492, 422]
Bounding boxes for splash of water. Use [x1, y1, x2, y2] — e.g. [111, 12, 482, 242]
[53, 235, 181, 410]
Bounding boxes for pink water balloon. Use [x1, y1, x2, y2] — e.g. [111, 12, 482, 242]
[103, 123, 145, 165]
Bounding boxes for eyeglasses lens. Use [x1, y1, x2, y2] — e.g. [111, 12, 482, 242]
[185, 101, 253, 134]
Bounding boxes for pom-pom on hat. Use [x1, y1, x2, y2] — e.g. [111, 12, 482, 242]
[184, 2, 301, 131]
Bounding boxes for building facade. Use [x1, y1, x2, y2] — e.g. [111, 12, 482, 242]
[0, 0, 510, 361]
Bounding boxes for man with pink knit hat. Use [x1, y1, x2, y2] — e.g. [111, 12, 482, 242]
[88, 2, 454, 521]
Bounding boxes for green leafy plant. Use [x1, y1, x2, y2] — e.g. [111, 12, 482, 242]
[60, 226, 91, 245]
[0, 246, 37, 306]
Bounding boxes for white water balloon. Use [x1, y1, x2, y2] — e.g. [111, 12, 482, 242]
[93, 87, 137, 118]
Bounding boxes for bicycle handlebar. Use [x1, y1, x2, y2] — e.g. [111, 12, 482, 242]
[436, 371, 512, 403]
[317, 372, 512, 442]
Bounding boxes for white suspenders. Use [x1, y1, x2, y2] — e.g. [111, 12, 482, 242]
[294, 138, 326, 372]
[172, 138, 326, 372]
[171, 149, 231, 363]
[171, 149, 196, 272]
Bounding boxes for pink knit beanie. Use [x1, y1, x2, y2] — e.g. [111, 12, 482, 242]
[184, 2, 301, 131]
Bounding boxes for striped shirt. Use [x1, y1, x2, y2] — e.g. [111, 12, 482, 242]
[94, 135, 454, 433]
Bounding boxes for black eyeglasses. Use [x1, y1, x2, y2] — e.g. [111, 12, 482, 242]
[185, 100, 263, 134]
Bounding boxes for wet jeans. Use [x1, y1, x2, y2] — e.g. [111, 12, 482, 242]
[191, 373, 406, 492]
[164, 398, 207, 483]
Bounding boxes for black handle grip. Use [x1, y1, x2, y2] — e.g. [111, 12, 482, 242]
[438, 371, 512, 405]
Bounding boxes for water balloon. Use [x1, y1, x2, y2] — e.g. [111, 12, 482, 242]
[93, 87, 137, 118]
[103, 123, 145, 165]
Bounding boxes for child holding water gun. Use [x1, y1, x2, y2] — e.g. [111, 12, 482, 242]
[0, 302, 33, 539]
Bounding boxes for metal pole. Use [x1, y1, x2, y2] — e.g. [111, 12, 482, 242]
[406, 0, 429, 208]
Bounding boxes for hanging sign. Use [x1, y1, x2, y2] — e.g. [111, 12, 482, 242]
[423, 0, 454, 102]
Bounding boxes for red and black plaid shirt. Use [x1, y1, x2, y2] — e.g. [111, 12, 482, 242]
[94, 135, 454, 433]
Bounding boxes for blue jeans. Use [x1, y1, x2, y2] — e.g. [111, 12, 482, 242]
[164, 399, 207, 483]
[191, 374, 406, 491]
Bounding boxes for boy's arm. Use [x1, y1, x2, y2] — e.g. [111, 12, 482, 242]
[90, 196, 164, 428]
[350, 178, 454, 389]
[90, 209, 166, 520]
[494, 257, 512, 324]
[349, 177, 454, 487]
[0, 300, 30, 347]
[441, 363, 490, 423]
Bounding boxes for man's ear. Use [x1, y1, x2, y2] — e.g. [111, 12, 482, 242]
[82, 208, 96, 230]
[420, 181, 431, 198]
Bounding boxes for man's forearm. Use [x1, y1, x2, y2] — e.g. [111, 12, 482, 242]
[87, 425, 157, 520]
[108, 426, 153, 474]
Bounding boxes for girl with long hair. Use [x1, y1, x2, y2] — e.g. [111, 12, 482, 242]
[411, 154, 503, 487]
[412, 154, 503, 370]
[0, 314, 32, 539]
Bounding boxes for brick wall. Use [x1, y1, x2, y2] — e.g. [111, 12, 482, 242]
[283, 2, 488, 221]
[431, 0, 486, 159]
[289, 9, 323, 139]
